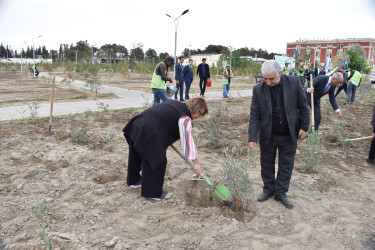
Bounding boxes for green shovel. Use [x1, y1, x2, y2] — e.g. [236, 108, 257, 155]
[170, 144, 234, 208]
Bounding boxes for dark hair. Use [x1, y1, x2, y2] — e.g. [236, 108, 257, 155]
[202, 58, 206, 61]
[189, 59, 193, 62]
[178, 56, 184, 60]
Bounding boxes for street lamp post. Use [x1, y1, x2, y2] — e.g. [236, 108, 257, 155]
[32, 35, 43, 76]
[165, 9, 189, 64]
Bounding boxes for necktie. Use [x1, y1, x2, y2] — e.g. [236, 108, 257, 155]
[324, 82, 331, 94]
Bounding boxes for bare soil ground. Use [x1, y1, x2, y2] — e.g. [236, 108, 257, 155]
[0, 76, 375, 249]
[0, 70, 116, 107]
[55, 70, 256, 94]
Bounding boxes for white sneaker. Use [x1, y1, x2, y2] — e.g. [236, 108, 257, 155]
[130, 180, 142, 189]
[149, 193, 166, 201]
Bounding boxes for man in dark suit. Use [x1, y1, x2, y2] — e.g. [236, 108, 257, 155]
[248, 60, 310, 209]
[196, 58, 210, 97]
[174, 56, 185, 101]
[183, 59, 194, 100]
[306, 73, 343, 130]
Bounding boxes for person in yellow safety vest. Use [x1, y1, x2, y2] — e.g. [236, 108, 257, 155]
[346, 69, 362, 104]
[151, 56, 175, 106]
[283, 62, 289, 75]
[223, 64, 233, 98]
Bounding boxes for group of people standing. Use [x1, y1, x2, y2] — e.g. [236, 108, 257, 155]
[150, 56, 235, 106]
[123, 58, 372, 208]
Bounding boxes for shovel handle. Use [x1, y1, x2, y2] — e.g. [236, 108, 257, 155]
[344, 136, 373, 142]
[170, 144, 232, 206]
[170, 144, 209, 180]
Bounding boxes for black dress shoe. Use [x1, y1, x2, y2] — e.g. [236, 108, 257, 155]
[257, 193, 273, 202]
[275, 196, 293, 209]
[180, 99, 185, 102]
[365, 156, 374, 165]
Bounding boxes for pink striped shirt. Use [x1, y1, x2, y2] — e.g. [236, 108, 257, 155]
[178, 116, 198, 160]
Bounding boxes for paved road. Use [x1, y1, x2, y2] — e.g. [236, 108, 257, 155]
[0, 72, 252, 121]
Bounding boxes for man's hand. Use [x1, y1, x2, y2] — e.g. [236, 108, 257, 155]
[307, 87, 314, 93]
[176, 80, 179, 84]
[337, 111, 342, 118]
[372, 133, 375, 138]
[248, 142, 257, 149]
[298, 129, 308, 138]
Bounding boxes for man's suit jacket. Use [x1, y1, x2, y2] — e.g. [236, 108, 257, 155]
[248, 75, 310, 146]
[197, 63, 210, 78]
[306, 75, 339, 110]
[174, 63, 184, 83]
[183, 65, 193, 84]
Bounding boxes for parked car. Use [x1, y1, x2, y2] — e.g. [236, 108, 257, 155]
[370, 73, 375, 83]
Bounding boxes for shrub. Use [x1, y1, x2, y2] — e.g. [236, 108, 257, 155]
[222, 146, 254, 205]
[33, 201, 53, 250]
[301, 132, 325, 172]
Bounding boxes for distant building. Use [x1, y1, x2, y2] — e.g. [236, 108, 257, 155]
[190, 54, 222, 67]
[189, 54, 266, 67]
[286, 38, 375, 65]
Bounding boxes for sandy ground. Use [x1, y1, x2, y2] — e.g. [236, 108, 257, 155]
[55, 68, 257, 95]
[0, 71, 116, 107]
[0, 74, 375, 249]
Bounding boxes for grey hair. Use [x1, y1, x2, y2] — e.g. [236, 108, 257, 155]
[332, 72, 343, 79]
[261, 60, 282, 76]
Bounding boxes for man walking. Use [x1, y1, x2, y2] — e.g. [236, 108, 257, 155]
[346, 69, 362, 104]
[151, 56, 174, 106]
[196, 58, 210, 97]
[174, 56, 185, 101]
[183, 59, 194, 100]
[248, 60, 310, 209]
[306, 72, 343, 130]
[223, 64, 233, 98]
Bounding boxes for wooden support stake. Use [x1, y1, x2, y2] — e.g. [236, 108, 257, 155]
[48, 72, 56, 132]
[310, 73, 315, 133]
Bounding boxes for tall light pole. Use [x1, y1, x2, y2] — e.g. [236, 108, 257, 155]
[165, 9, 189, 64]
[32, 35, 43, 76]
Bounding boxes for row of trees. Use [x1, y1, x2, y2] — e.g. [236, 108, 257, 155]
[0, 43, 49, 59]
[1, 41, 279, 62]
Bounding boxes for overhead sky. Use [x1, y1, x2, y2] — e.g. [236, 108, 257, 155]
[1, 0, 375, 56]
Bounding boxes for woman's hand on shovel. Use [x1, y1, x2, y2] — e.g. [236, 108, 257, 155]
[192, 159, 202, 175]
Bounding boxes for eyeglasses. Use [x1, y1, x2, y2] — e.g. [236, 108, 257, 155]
[263, 77, 276, 81]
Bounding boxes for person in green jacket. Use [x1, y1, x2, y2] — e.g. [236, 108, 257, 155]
[150, 56, 175, 106]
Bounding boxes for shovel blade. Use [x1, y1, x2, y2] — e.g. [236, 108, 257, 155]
[211, 183, 230, 200]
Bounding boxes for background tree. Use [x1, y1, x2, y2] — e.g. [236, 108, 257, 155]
[332, 54, 345, 69]
[158, 52, 169, 61]
[145, 48, 158, 63]
[130, 43, 144, 62]
[345, 44, 371, 74]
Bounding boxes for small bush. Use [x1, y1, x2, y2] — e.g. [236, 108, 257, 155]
[29, 96, 40, 118]
[68, 111, 92, 143]
[205, 102, 228, 147]
[222, 146, 254, 205]
[33, 201, 53, 250]
[301, 132, 325, 172]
